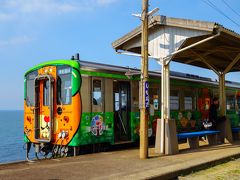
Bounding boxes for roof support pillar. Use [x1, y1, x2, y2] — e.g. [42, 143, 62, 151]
[155, 60, 169, 154]
[155, 60, 178, 155]
[162, 61, 170, 124]
[219, 73, 226, 116]
[218, 53, 240, 117]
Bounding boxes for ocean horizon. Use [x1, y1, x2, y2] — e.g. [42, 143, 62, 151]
[0, 110, 33, 163]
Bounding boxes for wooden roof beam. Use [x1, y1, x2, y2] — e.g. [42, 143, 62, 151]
[224, 53, 240, 74]
[185, 48, 219, 64]
[190, 49, 220, 76]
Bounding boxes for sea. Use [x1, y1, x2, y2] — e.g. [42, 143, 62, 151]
[0, 110, 34, 163]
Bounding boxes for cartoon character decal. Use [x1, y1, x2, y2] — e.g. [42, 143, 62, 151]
[40, 115, 50, 139]
[91, 115, 106, 136]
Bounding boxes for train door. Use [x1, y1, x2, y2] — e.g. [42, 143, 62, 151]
[34, 68, 56, 142]
[114, 81, 131, 142]
[91, 78, 105, 137]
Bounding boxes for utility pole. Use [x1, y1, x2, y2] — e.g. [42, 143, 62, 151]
[140, 0, 149, 159]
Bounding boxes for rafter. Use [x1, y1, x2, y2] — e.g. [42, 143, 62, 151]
[190, 49, 220, 76]
[224, 53, 240, 74]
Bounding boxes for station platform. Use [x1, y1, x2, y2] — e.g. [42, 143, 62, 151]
[1, 141, 240, 180]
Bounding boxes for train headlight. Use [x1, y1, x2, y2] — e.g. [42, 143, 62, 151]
[62, 131, 66, 139]
[58, 132, 62, 139]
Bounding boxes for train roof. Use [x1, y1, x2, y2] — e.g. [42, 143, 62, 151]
[78, 60, 240, 89]
[25, 59, 240, 89]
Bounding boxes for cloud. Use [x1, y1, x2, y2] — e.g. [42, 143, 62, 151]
[0, 0, 119, 47]
[0, 0, 78, 16]
[19, 0, 78, 14]
[0, 36, 34, 47]
[0, 13, 15, 21]
[96, 0, 118, 6]
[0, 0, 119, 22]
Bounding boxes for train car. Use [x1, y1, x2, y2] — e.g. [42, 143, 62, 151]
[24, 58, 240, 159]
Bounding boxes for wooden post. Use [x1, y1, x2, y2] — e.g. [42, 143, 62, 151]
[218, 73, 233, 143]
[219, 73, 226, 116]
[139, 0, 149, 159]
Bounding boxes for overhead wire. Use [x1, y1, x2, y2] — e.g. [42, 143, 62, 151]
[221, 0, 240, 18]
[201, 0, 240, 28]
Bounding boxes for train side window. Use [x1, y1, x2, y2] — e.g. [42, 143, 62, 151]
[57, 66, 72, 105]
[184, 97, 192, 110]
[183, 89, 196, 110]
[170, 96, 179, 110]
[92, 79, 102, 106]
[170, 90, 179, 110]
[114, 93, 120, 111]
[227, 95, 235, 110]
[237, 96, 240, 110]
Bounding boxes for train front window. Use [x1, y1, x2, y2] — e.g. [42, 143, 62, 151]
[57, 66, 72, 105]
[26, 71, 37, 106]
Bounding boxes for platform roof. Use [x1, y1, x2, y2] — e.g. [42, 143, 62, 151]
[112, 15, 240, 73]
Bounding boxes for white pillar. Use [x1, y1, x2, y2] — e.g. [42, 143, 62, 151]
[155, 60, 170, 154]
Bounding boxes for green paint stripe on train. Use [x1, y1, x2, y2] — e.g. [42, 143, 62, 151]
[72, 68, 81, 96]
[80, 70, 131, 80]
[24, 60, 80, 76]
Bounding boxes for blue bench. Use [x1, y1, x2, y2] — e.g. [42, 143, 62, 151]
[178, 130, 220, 149]
[232, 127, 240, 133]
[232, 127, 240, 140]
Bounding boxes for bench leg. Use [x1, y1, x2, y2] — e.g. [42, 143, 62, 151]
[207, 134, 218, 145]
[233, 132, 240, 140]
[187, 137, 199, 149]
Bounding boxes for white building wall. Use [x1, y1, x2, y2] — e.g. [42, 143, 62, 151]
[148, 26, 209, 58]
[122, 26, 210, 59]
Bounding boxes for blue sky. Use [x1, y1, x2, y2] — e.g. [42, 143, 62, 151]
[0, 0, 239, 110]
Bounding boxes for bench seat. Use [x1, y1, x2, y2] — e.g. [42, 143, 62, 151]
[177, 130, 220, 149]
[232, 127, 240, 133]
[177, 130, 220, 139]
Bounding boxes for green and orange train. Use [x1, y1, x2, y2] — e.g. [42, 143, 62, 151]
[24, 57, 240, 159]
